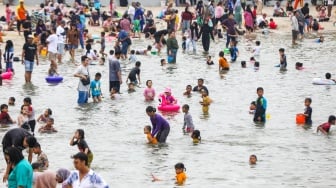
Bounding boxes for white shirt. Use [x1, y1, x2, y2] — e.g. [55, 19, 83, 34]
[86, 49, 97, 60]
[128, 6, 135, 15]
[291, 15, 299, 31]
[56, 25, 65, 44]
[46, 34, 58, 53]
[74, 65, 90, 91]
[253, 46, 261, 56]
[65, 169, 109, 188]
[256, 16, 265, 25]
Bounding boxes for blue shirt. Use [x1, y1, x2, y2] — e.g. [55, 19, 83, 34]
[90, 79, 101, 96]
[8, 159, 33, 188]
[150, 113, 170, 137]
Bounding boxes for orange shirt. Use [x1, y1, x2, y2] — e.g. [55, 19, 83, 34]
[176, 172, 187, 185]
[146, 133, 158, 144]
[219, 57, 229, 69]
[16, 5, 26, 20]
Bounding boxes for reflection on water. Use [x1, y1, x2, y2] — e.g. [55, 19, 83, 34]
[0, 31, 336, 187]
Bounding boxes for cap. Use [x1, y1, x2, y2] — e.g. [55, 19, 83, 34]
[71, 152, 88, 162]
[164, 87, 171, 93]
[27, 34, 33, 38]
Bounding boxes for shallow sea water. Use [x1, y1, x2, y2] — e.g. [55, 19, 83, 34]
[0, 30, 336, 187]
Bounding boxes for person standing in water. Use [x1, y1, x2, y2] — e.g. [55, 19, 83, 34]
[146, 106, 170, 143]
[253, 87, 267, 123]
[22, 34, 38, 83]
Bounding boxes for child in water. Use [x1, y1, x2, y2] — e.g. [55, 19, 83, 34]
[38, 118, 57, 133]
[160, 59, 167, 67]
[317, 36, 324, 43]
[200, 89, 212, 114]
[8, 97, 15, 106]
[90, 72, 102, 103]
[183, 85, 192, 97]
[295, 62, 303, 70]
[144, 125, 158, 144]
[191, 130, 201, 143]
[136, 45, 152, 55]
[110, 87, 118, 100]
[298, 98, 312, 125]
[218, 51, 230, 72]
[317, 115, 336, 135]
[206, 56, 214, 65]
[70, 129, 94, 167]
[279, 48, 287, 71]
[182, 104, 194, 133]
[253, 87, 267, 123]
[129, 50, 137, 64]
[0, 104, 16, 124]
[17, 105, 29, 130]
[32, 142, 49, 170]
[325, 73, 336, 83]
[37, 108, 52, 123]
[128, 83, 136, 93]
[152, 163, 187, 185]
[249, 154, 257, 165]
[143, 80, 156, 101]
[252, 41, 261, 57]
[241, 61, 246, 68]
[161, 88, 177, 105]
[249, 101, 256, 114]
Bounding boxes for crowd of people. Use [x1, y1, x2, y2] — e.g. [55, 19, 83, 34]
[0, 0, 335, 186]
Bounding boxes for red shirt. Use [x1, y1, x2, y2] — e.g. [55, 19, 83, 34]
[269, 21, 277, 29]
[0, 112, 11, 124]
[320, 122, 331, 132]
[252, 10, 257, 19]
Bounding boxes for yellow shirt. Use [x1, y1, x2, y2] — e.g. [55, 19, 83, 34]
[146, 133, 158, 144]
[175, 15, 180, 24]
[16, 5, 26, 20]
[176, 172, 186, 185]
[202, 96, 211, 113]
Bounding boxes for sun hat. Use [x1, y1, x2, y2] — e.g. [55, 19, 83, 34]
[164, 87, 171, 93]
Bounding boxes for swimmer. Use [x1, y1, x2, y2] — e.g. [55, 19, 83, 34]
[250, 57, 256, 64]
[182, 104, 194, 133]
[144, 125, 158, 144]
[249, 154, 257, 165]
[301, 98, 312, 125]
[317, 115, 336, 135]
[200, 89, 212, 114]
[0, 104, 16, 124]
[295, 62, 303, 70]
[143, 80, 156, 101]
[161, 87, 177, 105]
[249, 101, 256, 114]
[136, 45, 152, 55]
[183, 85, 192, 97]
[160, 58, 167, 66]
[8, 97, 15, 106]
[38, 118, 57, 133]
[191, 130, 201, 143]
[317, 35, 324, 43]
[128, 83, 136, 93]
[206, 55, 214, 65]
[218, 51, 229, 72]
[37, 108, 52, 123]
[127, 61, 141, 85]
[325, 73, 336, 83]
[241, 61, 246, 68]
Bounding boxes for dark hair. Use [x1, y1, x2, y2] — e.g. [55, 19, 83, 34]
[146, 106, 156, 113]
[279, 48, 285, 52]
[241, 61, 246, 67]
[186, 85, 192, 88]
[109, 50, 114, 55]
[328, 115, 336, 123]
[160, 59, 165, 63]
[47, 108, 52, 115]
[26, 136, 37, 148]
[76, 129, 85, 139]
[256, 41, 260, 46]
[325, 73, 331, 79]
[130, 50, 135, 54]
[145, 125, 152, 132]
[250, 154, 257, 160]
[254, 62, 260, 67]
[175, 163, 186, 171]
[48, 117, 54, 123]
[1, 104, 8, 111]
[182, 104, 189, 110]
[147, 45, 152, 50]
[146, 80, 152, 86]
[270, 18, 274, 22]
[135, 61, 141, 67]
[33, 142, 41, 148]
[32, 162, 42, 170]
[251, 101, 256, 105]
[191, 130, 201, 141]
[95, 72, 102, 78]
[9, 97, 15, 102]
[81, 55, 88, 62]
[5, 40, 13, 52]
[256, 87, 264, 92]
[305, 98, 312, 103]
[219, 51, 224, 57]
[198, 78, 204, 82]
[23, 97, 32, 105]
[295, 62, 303, 67]
[5, 147, 24, 165]
[72, 152, 88, 166]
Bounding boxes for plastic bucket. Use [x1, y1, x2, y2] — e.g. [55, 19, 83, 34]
[296, 114, 306, 124]
[224, 48, 230, 55]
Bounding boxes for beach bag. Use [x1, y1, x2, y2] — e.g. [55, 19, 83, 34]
[125, 37, 132, 45]
[13, 57, 20, 62]
[167, 55, 174, 63]
[81, 76, 90, 85]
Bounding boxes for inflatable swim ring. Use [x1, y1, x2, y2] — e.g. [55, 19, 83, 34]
[45, 76, 63, 84]
[312, 78, 336, 85]
[157, 94, 180, 112]
[1, 70, 13, 80]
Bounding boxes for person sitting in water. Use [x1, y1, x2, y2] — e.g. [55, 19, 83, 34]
[325, 73, 336, 83]
[0, 104, 16, 125]
[295, 62, 303, 70]
[256, 14, 269, 29]
[317, 35, 324, 43]
[38, 118, 57, 133]
[317, 115, 336, 135]
[37, 108, 52, 123]
[206, 56, 214, 65]
[144, 125, 158, 144]
[135, 45, 152, 55]
[273, 1, 285, 17]
[191, 130, 201, 144]
[269, 18, 278, 29]
[318, 6, 329, 22]
[161, 87, 177, 105]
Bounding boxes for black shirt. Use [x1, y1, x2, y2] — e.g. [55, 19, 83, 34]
[304, 106, 312, 125]
[23, 43, 37, 61]
[128, 67, 140, 82]
[1, 128, 32, 152]
[193, 85, 209, 94]
[71, 139, 91, 154]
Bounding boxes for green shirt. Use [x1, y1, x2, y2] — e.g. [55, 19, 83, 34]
[8, 159, 33, 188]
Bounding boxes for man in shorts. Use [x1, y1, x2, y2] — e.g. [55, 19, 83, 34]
[22, 35, 38, 83]
[109, 50, 122, 93]
[291, 11, 299, 45]
[56, 20, 66, 64]
[47, 27, 58, 69]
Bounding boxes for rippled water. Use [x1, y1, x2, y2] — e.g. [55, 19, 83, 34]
[0, 30, 336, 187]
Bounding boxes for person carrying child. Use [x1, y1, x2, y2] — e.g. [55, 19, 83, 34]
[146, 106, 170, 143]
[144, 125, 158, 144]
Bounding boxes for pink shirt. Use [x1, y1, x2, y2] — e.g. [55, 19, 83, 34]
[6, 7, 11, 23]
[215, 6, 224, 19]
[144, 88, 156, 100]
[120, 18, 131, 32]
